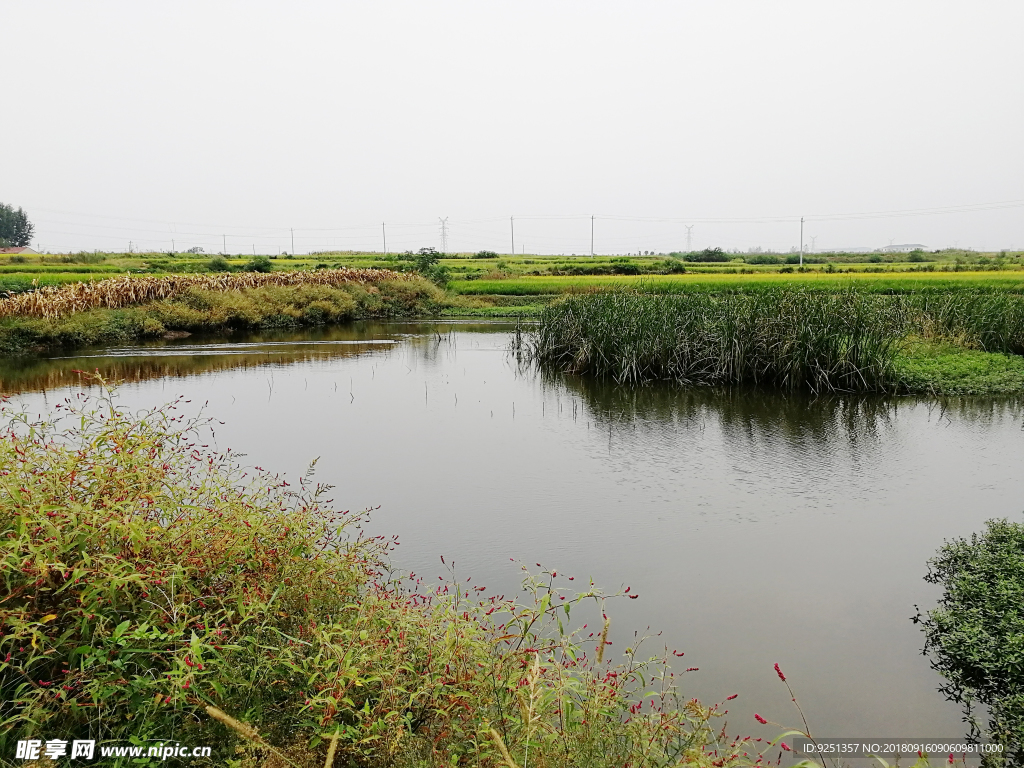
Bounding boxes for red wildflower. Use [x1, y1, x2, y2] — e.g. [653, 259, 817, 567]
[774, 663, 786, 682]
[754, 714, 767, 724]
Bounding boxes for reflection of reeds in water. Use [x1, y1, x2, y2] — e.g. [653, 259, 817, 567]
[0, 322, 520, 394]
[0, 341, 392, 393]
[553, 371, 1024, 453]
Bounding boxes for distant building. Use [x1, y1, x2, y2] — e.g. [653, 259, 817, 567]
[0, 246, 39, 255]
[880, 244, 927, 253]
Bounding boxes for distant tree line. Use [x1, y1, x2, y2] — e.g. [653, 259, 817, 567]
[0, 203, 33, 247]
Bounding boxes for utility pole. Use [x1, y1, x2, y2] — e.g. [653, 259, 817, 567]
[685, 225, 694, 252]
[223, 234, 226, 254]
[810, 236, 817, 253]
[290, 228, 294, 255]
[799, 217, 804, 267]
[439, 217, 449, 254]
[510, 216, 515, 257]
[172, 239, 175, 252]
[591, 215, 595, 256]
[382, 222, 387, 254]
[252, 244, 256, 256]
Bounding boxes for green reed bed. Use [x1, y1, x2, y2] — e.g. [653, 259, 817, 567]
[519, 288, 1024, 394]
[521, 290, 910, 393]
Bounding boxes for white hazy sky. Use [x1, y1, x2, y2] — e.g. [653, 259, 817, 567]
[3, 1, 1023, 255]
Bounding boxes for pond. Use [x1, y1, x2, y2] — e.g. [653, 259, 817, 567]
[4, 320, 1024, 742]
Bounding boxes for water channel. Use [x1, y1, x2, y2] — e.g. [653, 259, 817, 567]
[4, 321, 1023, 744]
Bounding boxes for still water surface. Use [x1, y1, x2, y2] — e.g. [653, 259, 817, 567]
[4, 321, 1024, 741]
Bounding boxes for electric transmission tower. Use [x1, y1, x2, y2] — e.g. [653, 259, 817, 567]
[685, 225, 694, 252]
[439, 217, 449, 254]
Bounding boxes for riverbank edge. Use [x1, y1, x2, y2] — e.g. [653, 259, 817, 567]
[2, 284, 1023, 396]
[0, 281, 550, 355]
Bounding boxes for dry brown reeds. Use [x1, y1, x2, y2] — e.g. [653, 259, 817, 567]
[0, 268, 404, 320]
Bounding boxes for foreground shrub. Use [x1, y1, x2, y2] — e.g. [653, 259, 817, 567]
[917, 519, 1024, 760]
[1, 383, 815, 767]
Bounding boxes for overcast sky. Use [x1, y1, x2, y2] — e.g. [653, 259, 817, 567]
[4, 1, 1023, 255]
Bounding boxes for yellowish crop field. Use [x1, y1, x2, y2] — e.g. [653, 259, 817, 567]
[453, 269, 1024, 295]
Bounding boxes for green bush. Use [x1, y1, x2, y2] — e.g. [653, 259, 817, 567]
[917, 519, 1024, 759]
[207, 256, 231, 272]
[241, 256, 273, 273]
[687, 248, 729, 263]
[610, 258, 641, 275]
[474, 250, 499, 259]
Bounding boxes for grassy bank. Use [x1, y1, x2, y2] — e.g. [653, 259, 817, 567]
[1, 385, 834, 768]
[0, 277, 446, 356]
[896, 340, 1024, 395]
[518, 289, 1024, 395]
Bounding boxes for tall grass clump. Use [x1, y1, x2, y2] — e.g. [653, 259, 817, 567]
[520, 290, 909, 393]
[2, 380, 822, 768]
[914, 289, 1024, 355]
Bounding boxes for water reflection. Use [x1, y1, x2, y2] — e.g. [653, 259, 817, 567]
[555, 371, 1024, 451]
[0, 322, 518, 393]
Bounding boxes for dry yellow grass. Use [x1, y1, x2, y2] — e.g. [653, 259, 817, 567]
[0, 268, 404, 320]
